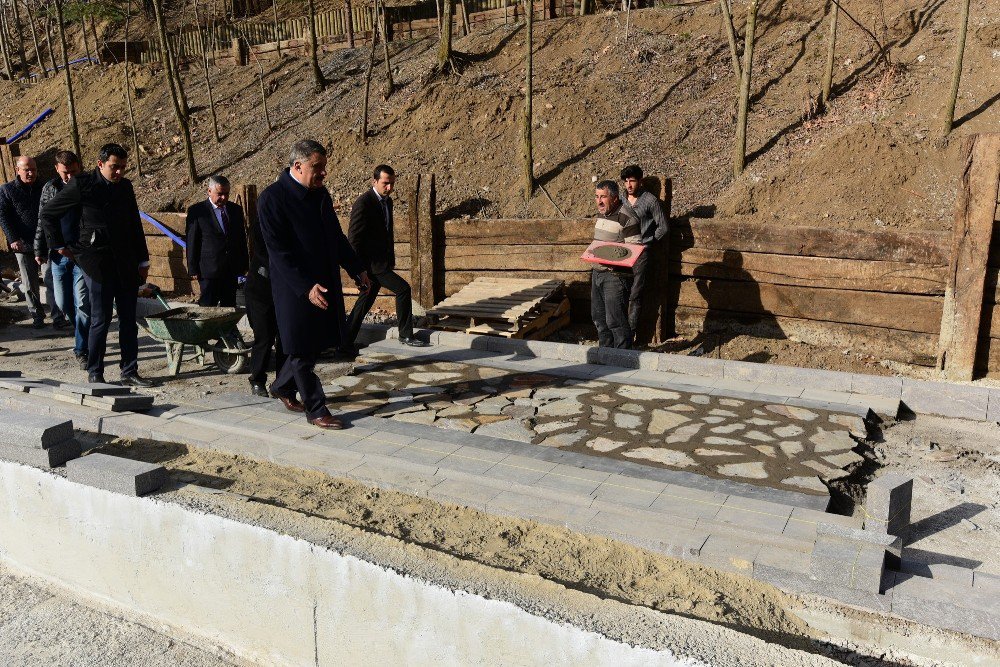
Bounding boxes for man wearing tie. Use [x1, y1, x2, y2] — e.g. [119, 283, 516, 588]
[345, 165, 427, 349]
[185, 175, 249, 307]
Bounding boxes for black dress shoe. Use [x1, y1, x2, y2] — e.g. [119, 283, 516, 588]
[88, 373, 106, 384]
[121, 373, 156, 388]
[399, 336, 428, 347]
[250, 382, 268, 397]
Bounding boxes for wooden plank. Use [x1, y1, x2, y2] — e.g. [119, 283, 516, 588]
[410, 174, 436, 308]
[937, 134, 1000, 380]
[677, 279, 941, 334]
[444, 218, 592, 245]
[445, 270, 590, 294]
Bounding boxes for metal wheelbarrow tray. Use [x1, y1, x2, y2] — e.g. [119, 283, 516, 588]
[143, 305, 249, 376]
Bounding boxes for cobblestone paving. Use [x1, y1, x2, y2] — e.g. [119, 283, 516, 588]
[326, 353, 870, 495]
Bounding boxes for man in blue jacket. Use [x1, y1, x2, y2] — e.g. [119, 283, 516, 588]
[258, 140, 371, 429]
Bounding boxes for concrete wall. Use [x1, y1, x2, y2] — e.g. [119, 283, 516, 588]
[0, 461, 696, 666]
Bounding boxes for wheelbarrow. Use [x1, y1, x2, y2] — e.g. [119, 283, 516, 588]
[140, 290, 249, 376]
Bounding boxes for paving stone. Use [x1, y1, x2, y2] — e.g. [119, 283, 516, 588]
[898, 559, 974, 586]
[811, 535, 886, 593]
[754, 563, 894, 613]
[0, 437, 82, 468]
[808, 427, 854, 454]
[710, 423, 745, 434]
[435, 447, 506, 476]
[590, 476, 666, 510]
[486, 491, 598, 526]
[474, 418, 535, 443]
[535, 429, 586, 448]
[350, 459, 442, 496]
[743, 430, 775, 442]
[0, 412, 74, 449]
[708, 409, 739, 418]
[765, 404, 818, 421]
[751, 383, 803, 398]
[781, 475, 827, 493]
[828, 413, 867, 439]
[973, 570, 1000, 592]
[623, 447, 696, 467]
[703, 436, 744, 446]
[772, 424, 803, 437]
[436, 417, 479, 433]
[533, 386, 589, 401]
[481, 454, 557, 485]
[823, 451, 865, 468]
[350, 433, 412, 457]
[66, 453, 167, 496]
[615, 385, 680, 401]
[535, 464, 611, 496]
[864, 472, 913, 537]
[58, 382, 134, 397]
[901, 379, 989, 421]
[664, 423, 704, 445]
[612, 412, 642, 429]
[372, 402, 425, 417]
[690, 394, 711, 404]
[697, 535, 759, 573]
[647, 409, 690, 434]
[775, 440, 803, 458]
[651, 486, 726, 520]
[585, 436, 627, 453]
[81, 394, 154, 412]
[0, 379, 45, 392]
[889, 576, 1000, 641]
[694, 448, 734, 457]
[701, 416, 725, 424]
[590, 405, 610, 421]
[429, 477, 507, 510]
[716, 461, 768, 480]
[801, 459, 848, 480]
[534, 419, 574, 434]
[390, 438, 461, 466]
[393, 410, 438, 425]
[536, 398, 583, 417]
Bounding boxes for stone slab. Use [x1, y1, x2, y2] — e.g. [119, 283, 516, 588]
[66, 453, 168, 496]
[864, 473, 913, 538]
[82, 394, 155, 412]
[0, 437, 82, 468]
[0, 370, 23, 378]
[59, 382, 134, 397]
[898, 559, 974, 586]
[0, 379, 45, 392]
[901, 379, 989, 421]
[753, 563, 894, 613]
[811, 535, 886, 593]
[0, 412, 74, 449]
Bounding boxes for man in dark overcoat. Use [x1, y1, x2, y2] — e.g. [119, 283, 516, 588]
[185, 174, 249, 307]
[258, 139, 371, 429]
[39, 143, 155, 387]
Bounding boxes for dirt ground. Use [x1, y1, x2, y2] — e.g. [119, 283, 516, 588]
[2, 2, 997, 228]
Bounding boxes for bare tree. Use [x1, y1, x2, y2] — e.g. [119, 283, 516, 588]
[234, 22, 272, 134]
[0, 6, 13, 79]
[123, 0, 142, 175]
[820, 0, 838, 109]
[80, 5, 92, 62]
[270, 0, 279, 57]
[21, 1, 44, 78]
[733, 0, 758, 177]
[942, 0, 971, 135]
[458, 0, 470, 36]
[89, 13, 100, 63]
[437, 0, 453, 70]
[375, 0, 393, 98]
[307, 0, 323, 90]
[719, 0, 740, 79]
[153, 0, 197, 182]
[577, 0, 587, 18]
[54, 0, 80, 155]
[360, 14, 377, 142]
[344, 0, 354, 48]
[42, 2, 57, 72]
[192, 0, 220, 142]
[521, 0, 533, 200]
[9, 0, 27, 76]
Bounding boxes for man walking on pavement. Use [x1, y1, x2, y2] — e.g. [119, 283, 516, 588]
[39, 144, 156, 388]
[0, 155, 45, 328]
[258, 139, 371, 429]
[344, 164, 428, 352]
[185, 175, 249, 307]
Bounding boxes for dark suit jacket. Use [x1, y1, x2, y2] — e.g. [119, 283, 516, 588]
[348, 188, 395, 274]
[258, 169, 364, 356]
[185, 199, 249, 280]
[38, 169, 149, 286]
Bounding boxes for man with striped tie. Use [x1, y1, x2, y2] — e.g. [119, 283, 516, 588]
[185, 175, 249, 307]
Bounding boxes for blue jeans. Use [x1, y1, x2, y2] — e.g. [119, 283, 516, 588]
[51, 255, 90, 356]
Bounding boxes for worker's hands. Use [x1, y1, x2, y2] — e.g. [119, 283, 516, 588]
[9, 240, 24, 253]
[35, 256, 43, 266]
[189, 275, 198, 280]
[139, 265, 149, 282]
[357, 271, 372, 294]
[309, 283, 329, 310]
[57, 248, 74, 260]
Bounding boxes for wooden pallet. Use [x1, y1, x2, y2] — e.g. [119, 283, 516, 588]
[428, 277, 569, 339]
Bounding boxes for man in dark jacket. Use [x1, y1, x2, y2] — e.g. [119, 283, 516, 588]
[185, 174, 249, 307]
[344, 164, 427, 351]
[36, 150, 89, 367]
[0, 155, 45, 327]
[39, 144, 155, 387]
[244, 203, 286, 397]
[258, 139, 370, 428]
[591, 180, 641, 349]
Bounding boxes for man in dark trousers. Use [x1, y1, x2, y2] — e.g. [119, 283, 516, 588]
[0, 155, 45, 328]
[185, 175, 249, 307]
[344, 164, 427, 350]
[39, 143, 156, 387]
[620, 165, 669, 343]
[244, 202, 285, 398]
[258, 140, 371, 429]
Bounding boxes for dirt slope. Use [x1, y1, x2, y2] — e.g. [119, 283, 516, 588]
[1, 0, 997, 229]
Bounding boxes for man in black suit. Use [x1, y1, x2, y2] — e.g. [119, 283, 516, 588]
[244, 204, 285, 397]
[185, 175, 249, 307]
[258, 140, 371, 429]
[344, 165, 427, 349]
[39, 143, 156, 387]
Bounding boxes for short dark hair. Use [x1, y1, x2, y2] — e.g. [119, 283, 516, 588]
[54, 150, 80, 167]
[373, 164, 395, 180]
[595, 180, 620, 199]
[620, 165, 643, 180]
[98, 143, 128, 162]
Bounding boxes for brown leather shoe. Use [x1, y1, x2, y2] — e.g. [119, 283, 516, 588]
[308, 415, 344, 429]
[275, 395, 305, 413]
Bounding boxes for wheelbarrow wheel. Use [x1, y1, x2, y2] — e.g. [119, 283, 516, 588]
[213, 339, 249, 374]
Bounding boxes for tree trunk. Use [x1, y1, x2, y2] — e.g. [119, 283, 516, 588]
[458, 0, 470, 36]
[123, 0, 143, 176]
[23, 0, 44, 78]
[10, 0, 27, 76]
[434, 0, 441, 39]
[54, 0, 80, 156]
[942, 0, 970, 135]
[270, 0, 280, 56]
[577, 0, 587, 18]
[153, 0, 197, 182]
[81, 10, 92, 63]
[235, 23, 272, 134]
[733, 0, 758, 178]
[89, 15, 100, 64]
[375, 0, 393, 98]
[192, 0, 220, 142]
[360, 18, 377, 143]
[437, 0, 453, 68]
[307, 0, 323, 90]
[0, 6, 14, 79]
[344, 0, 355, 48]
[820, 0, 838, 109]
[521, 0, 533, 201]
[719, 0, 740, 79]
[43, 5, 57, 73]
[624, 0, 631, 41]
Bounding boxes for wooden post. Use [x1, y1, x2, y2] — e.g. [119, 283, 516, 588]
[345, 0, 355, 48]
[232, 184, 258, 257]
[0, 140, 21, 183]
[231, 37, 247, 65]
[936, 134, 1000, 380]
[409, 174, 438, 308]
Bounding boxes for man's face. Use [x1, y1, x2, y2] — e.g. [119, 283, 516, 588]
[16, 158, 37, 185]
[595, 188, 618, 215]
[55, 161, 81, 184]
[293, 153, 328, 189]
[373, 172, 395, 197]
[98, 155, 128, 183]
[208, 184, 230, 206]
[623, 177, 641, 197]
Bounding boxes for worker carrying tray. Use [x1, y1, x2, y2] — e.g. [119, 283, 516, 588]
[580, 238, 646, 269]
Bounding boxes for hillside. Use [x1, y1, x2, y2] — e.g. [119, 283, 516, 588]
[1, 0, 997, 229]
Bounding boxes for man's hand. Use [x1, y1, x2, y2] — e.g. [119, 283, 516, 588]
[309, 283, 329, 310]
[57, 248, 75, 260]
[357, 271, 372, 294]
[139, 266, 149, 282]
[189, 275, 198, 280]
[35, 256, 43, 266]
[9, 240, 24, 253]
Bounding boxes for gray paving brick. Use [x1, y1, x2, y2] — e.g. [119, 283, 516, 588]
[435, 446, 506, 476]
[0, 412, 73, 448]
[697, 534, 760, 574]
[388, 438, 461, 466]
[0, 370, 23, 378]
[752, 383, 804, 398]
[811, 534, 886, 593]
[0, 379, 43, 392]
[49, 389, 84, 405]
[591, 474, 666, 510]
[58, 382, 134, 396]
[270, 442, 366, 475]
[150, 422, 225, 448]
[636, 351, 661, 371]
[554, 344, 593, 364]
[660, 374, 717, 390]
[713, 504, 790, 534]
[753, 563, 894, 613]
[429, 477, 506, 510]
[973, 570, 1000, 592]
[898, 559, 974, 586]
[534, 464, 611, 496]
[98, 413, 160, 440]
[651, 488, 725, 521]
[847, 395, 899, 418]
[595, 347, 642, 369]
[657, 354, 726, 377]
[864, 473, 912, 538]
[585, 509, 698, 553]
[783, 507, 857, 541]
[82, 394, 154, 412]
[901, 379, 989, 420]
[987, 391, 1000, 422]
[800, 388, 857, 404]
[485, 490, 598, 526]
[890, 582, 999, 641]
[754, 546, 811, 574]
[480, 454, 557, 485]
[850, 374, 903, 399]
[722, 360, 781, 384]
[66, 453, 167, 496]
[0, 437, 82, 468]
[210, 434, 295, 462]
[710, 377, 760, 394]
[771, 366, 854, 392]
[349, 459, 442, 496]
[348, 433, 412, 457]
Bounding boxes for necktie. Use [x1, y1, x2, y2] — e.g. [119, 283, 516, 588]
[381, 198, 391, 232]
[218, 205, 228, 234]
